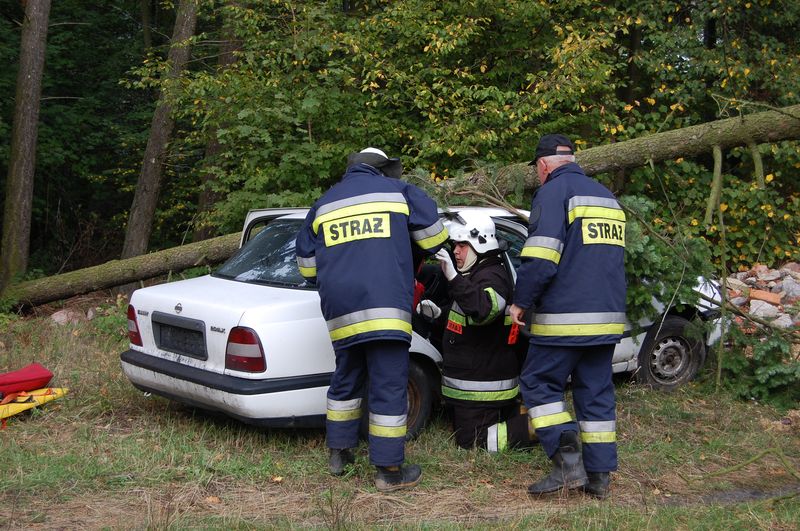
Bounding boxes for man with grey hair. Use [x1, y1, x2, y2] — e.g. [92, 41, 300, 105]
[509, 134, 627, 499]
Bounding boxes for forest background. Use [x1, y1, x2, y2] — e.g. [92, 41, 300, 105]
[0, 0, 799, 405]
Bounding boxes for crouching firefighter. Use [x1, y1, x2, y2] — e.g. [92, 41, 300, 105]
[295, 147, 447, 492]
[416, 212, 534, 452]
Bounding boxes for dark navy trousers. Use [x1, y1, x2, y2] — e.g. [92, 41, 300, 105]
[520, 343, 618, 472]
[325, 340, 409, 467]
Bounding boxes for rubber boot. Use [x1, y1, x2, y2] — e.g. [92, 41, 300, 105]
[374, 464, 422, 492]
[328, 448, 354, 476]
[582, 471, 611, 499]
[527, 430, 588, 495]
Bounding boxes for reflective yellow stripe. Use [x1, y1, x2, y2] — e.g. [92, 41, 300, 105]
[531, 411, 573, 429]
[497, 422, 508, 452]
[441, 386, 520, 402]
[414, 227, 449, 250]
[329, 318, 412, 341]
[568, 205, 626, 224]
[520, 246, 562, 264]
[369, 424, 407, 438]
[327, 409, 362, 421]
[531, 322, 625, 336]
[299, 265, 317, 277]
[313, 202, 409, 233]
[581, 431, 617, 443]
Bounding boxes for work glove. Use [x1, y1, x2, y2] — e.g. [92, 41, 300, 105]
[416, 299, 442, 320]
[435, 248, 457, 281]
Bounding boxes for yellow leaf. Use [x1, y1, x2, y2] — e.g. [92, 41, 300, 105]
[271, 476, 283, 483]
[480, 64, 487, 73]
[624, 104, 633, 111]
[205, 496, 221, 504]
[720, 203, 728, 212]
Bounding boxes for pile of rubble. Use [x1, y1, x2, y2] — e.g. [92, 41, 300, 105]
[726, 262, 800, 330]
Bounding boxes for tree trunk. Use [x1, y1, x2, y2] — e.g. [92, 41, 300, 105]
[0, 0, 51, 295]
[477, 104, 800, 198]
[121, 0, 199, 260]
[9, 233, 240, 308]
[5, 103, 800, 307]
[193, 1, 241, 242]
[141, 0, 152, 49]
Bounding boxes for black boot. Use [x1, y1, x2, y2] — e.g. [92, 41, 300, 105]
[528, 430, 588, 495]
[582, 471, 611, 499]
[374, 464, 422, 492]
[328, 448, 354, 476]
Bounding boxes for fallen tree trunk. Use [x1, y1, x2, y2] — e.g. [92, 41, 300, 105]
[9, 233, 240, 307]
[453, 104, 800, 196]
[6, 104, 800, 308]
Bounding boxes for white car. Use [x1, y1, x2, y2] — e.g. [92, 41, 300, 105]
[120, 207, 722, 437]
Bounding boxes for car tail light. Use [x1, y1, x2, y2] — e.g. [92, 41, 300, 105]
[225, 327, 266, 372]
[127, 305, 143, 346]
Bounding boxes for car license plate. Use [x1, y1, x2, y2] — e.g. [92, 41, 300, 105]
[159, 325, 205, 358]
[151, 312, 207, 360]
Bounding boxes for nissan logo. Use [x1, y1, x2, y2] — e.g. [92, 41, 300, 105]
[174, 303, 182, 314]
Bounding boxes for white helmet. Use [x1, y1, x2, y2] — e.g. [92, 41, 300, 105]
[444, 211, 499, 254]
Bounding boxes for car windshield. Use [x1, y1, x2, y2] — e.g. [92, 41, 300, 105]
[213, 218, 309, 287]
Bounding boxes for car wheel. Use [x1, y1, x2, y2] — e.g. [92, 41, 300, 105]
[636, 315, 706, 390]
[359, 358, 437, 440]
[405, 359, 436, 439]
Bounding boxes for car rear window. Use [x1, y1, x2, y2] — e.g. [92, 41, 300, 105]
[213, 218, 310, 288]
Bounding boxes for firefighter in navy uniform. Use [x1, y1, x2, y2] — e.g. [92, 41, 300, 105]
[295, 147, 447, 492]
[416, 212, 533, 452]
[509, 134, 626, 499]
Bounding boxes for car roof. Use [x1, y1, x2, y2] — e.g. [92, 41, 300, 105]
[243, 205, 529, 226]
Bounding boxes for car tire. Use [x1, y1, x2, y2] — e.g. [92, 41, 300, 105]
[636, 315, 706, 390]
[359, 358, 437, 441]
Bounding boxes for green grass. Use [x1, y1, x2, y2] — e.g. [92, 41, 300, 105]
[1, 301, 798, 528]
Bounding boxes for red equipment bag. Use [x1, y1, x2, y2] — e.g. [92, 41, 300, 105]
[0, 363, 53, 395]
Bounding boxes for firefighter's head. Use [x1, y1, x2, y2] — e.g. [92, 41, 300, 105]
[444, 211, 499, 272]
[346, 147, 403, 178]
[528, 133, 576, 184]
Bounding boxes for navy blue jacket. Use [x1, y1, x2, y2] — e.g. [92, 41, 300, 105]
[295, 164, 447, 349]
[514, 162, 627, 346]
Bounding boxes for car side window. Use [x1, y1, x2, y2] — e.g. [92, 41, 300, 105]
[494, 220, 527, 271]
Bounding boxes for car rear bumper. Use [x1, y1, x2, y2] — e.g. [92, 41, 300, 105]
[120, 349, 331, 427]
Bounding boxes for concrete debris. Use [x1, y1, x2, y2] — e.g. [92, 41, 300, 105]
[50, 308, 87, 325]
[726, 263, 800, 331]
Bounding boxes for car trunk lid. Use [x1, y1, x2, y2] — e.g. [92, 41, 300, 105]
[128, 275, 324, 377]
